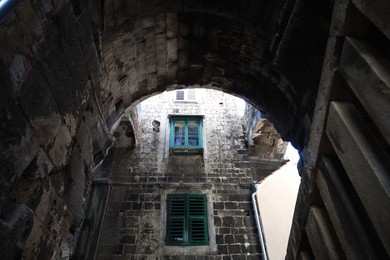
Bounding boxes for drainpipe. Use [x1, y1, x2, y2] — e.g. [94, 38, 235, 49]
[252, 183, 268, 260]
[0, 0, 23, 23]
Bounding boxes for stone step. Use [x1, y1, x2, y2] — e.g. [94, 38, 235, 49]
[339, 37, 390, 145]
[326, 102, 390, 255]
[233, 159, 287, 170]
[317, 156, 377, 259]
[352, 0, 390, 39]
[305, 206, 343, 259]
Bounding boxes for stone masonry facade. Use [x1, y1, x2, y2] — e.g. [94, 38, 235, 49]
[94, 89, 286, 259]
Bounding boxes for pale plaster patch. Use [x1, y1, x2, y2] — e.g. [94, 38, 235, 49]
[64, 113, 77, 137]
[10, 54, 26, 92]
[49, 125, 72, 167]
[35, 149, 54, 178]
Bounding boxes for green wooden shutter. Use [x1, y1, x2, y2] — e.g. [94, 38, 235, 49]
[188, 194, 209, 245]
[166, 194, 209, 246]
[166, 194, 186, 245]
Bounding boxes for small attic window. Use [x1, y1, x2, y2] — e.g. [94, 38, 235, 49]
[175, 89, 196, 102]
[176, 90, 185, 101]
[187, 89, 196, 100]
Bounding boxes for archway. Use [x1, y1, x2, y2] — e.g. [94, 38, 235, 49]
[97, 11, 307, 148]
[0, 0, 337, 259]
[75, 88, 295, 259]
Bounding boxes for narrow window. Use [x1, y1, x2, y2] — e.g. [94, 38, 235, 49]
[175, 89, 196, 102]
[166, 194, 209, 246]
[187, 89, 196, 101]
[169, 116, 203, 154]
[176, 90, 185, 101]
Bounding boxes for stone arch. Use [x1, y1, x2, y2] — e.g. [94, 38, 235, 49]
[89, 0, 333, 152]
[95, 10, 323, 151]
[0, 0, 332, 179]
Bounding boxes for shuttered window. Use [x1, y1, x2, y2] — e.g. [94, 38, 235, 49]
[176, 90, 185, 101]
[175, 89, 196, 101]
[166, 194, 209, 246]
[187, 89, 196, 101]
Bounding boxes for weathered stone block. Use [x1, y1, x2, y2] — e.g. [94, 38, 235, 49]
[339, 37, 390, 144]
[0, 203, 33, 259]
[326, 102, 390, 255]
[305, 207, 343, 259]
[317, 156, 376, 259]
[352, 0, 390, 38]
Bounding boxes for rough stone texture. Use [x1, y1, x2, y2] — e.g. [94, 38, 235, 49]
[243, 103, 263, 141]
[0, 203, 33, 259]
[287, 1, 390, 259]
[112, 119, 135, 148]
[352, 0, 390, 39]
[251, 120, 288, 159]
[305, 207, 343, 259]
[339, 37, 390, 144]
[326, 102, 390, 255]
[0, 0, 388, 259]
[316, 156, 377, 259]
[0, 1, 110, 258]
[243, 104, 289, 159]
[91, 89, 287, 259]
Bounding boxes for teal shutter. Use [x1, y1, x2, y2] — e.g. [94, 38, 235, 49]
[169, 117, 203, 154]
[188, 194, 209, 245]
[166, 195, 186, 245]
[166, 194, 209, 246]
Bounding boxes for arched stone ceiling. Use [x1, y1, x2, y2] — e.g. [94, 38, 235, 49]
[93, 0, 285, 40]
[0, 0, 332, 188]
[97, 12, 298, 143]
[86, 0, 332, 149]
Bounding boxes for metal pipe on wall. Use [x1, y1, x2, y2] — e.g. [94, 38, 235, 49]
[252, 183, 268, 260]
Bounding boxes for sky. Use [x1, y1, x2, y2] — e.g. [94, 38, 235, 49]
[284, 143, 300, 164]
[235, 96, 300, 164]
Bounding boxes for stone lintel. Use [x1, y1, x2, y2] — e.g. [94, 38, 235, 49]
[159, 182, 213, 190]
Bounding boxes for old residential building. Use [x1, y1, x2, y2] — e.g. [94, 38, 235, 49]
[80, 88, 288, 259]
[0, 0, 389, 259]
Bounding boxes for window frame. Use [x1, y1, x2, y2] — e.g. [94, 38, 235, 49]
[165, 194, 209, 246]
[175, 89, 196, 102]
[169, 116, 203, 154]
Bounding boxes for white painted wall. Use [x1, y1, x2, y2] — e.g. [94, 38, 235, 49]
[256, 161, 300, 260]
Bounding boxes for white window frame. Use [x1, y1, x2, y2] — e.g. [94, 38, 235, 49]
[175, 89, 197, 102]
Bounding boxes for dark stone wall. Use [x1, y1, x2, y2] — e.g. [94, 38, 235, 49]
[0, 1, 103, 258]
